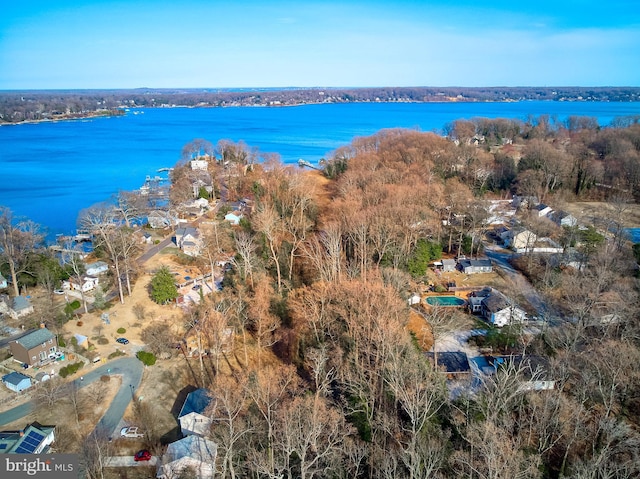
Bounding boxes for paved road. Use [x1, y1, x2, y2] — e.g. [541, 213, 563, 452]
[484, 245, 561, 324]
[137, 236, 174, 265]
[0, 357, 143, 438]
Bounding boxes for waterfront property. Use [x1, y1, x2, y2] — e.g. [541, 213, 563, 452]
[425, 296, 466, 307]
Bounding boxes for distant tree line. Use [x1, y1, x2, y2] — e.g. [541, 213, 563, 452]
[2, 86, 640, 124]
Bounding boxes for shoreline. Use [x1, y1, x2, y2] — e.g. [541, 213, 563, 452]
[3, 97, 629, 126]
[0, 110, 124, 127]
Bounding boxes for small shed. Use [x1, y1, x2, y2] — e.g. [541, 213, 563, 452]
[441, 259, 457, 272]
[408, 293, 421, 306]
[2, 372, 32, 392]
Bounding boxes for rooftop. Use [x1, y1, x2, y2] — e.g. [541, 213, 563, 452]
[13, 328, 55, 351]
[426, 351, 471, 373]
[0, 423, 54, 454]
[179, 388, 213, 418]
[12, 296, 32, 312]
[2, 371, 30, 386]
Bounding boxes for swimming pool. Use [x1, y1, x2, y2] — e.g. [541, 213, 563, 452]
[425, 296, 466, 307]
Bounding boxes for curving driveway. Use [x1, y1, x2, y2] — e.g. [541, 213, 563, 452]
[484, 245, 561, 324]
[0, 357, 143, 438]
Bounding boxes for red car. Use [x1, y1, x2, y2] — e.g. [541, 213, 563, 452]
[134, 450, 152, 462]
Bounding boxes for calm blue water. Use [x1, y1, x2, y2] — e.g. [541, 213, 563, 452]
[1, 101, 639, 238]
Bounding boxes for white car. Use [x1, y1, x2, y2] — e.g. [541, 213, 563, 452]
[120, 426, 144, 438]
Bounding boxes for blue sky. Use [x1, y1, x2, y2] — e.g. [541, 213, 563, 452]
[1, 0, 639, 89]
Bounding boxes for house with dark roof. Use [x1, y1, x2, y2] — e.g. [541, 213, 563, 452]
[534, 203, 553, 217]
[0, 423, 55, 454]
[489, 355, 556, 391]
[458, 259, 493, 274]
[426, 351, 471, 378]
[480, 291, 526, 327]
[9, 328, 57, 366]
[178, 388, 214, 437]
[2, 372, 32, 392]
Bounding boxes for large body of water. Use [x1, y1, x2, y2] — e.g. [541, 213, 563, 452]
[1, 101, 639, 238]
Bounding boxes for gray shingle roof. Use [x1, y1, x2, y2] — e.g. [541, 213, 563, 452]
[12, 296, 32, 311]
[15, 328, 55, 351]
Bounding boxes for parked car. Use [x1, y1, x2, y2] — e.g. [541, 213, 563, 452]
[134, 449, 152, 461]
[54, 289, 65, 295]
[120, 426, 144, 438]
[116, 337, 129, 345]
[192, 284, 201, 291]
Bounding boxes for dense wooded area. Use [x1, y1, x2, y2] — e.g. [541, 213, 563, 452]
[157, 118, 640, 478]
[2, 87, 640, 124]
[3, 116, 640, 478]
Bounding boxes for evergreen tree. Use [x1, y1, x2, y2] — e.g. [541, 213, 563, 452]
[150, 266, 178, 305]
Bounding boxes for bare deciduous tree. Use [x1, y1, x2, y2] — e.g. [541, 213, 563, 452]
[0, 206, 43, 296]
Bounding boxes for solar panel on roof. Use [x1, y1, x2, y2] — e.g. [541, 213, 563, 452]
[14, 430, 46, 453]
[27, 431, 45, 442]
[0, 444, 7, 449]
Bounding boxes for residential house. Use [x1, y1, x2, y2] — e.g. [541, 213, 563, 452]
[157, 435, 217, 479]
[178, 388, 214, 437]
[534, 203, 553, 217]
[224, 211, 243, 226]
[190, 159, 209, 171]
[141, 232, 153, 244]
[511, 195, 539, 209]
[467, 287, 493, 313]
[426, 351, 471, 378]
[0, 295, 32, 319]
[458, 259, 493, 274]
[550, 210, 578, 227]
[549, 248, 587, 271]
[175, 227, 201, 257]
[67, 276, 99, 292]
[489, 355, 556, 391]
[480, 290, 526, 327]
[501, 228, 537, 251]
[441, 259, 457, 272]
[85, 261, 108, 276]
[0, 273, 7, 289]
[2, 372, 32, 392]
[0, 423, 56, 454]
[9, 327, 57, 367]
[148, 210, 177, 229]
